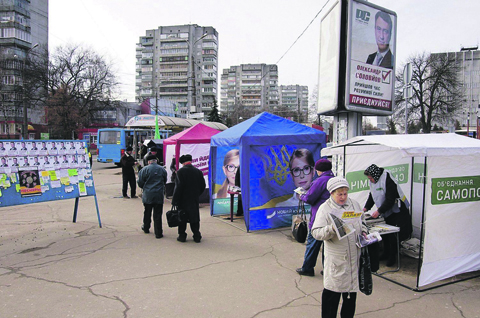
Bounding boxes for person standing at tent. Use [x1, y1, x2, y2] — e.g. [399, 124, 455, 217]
[363, 164, 412, 267]
[276, 148, 315, 207]
[166, 154, 177, 199]
[143, 147, 162, 166]
[137, 155, 168, 238]
[173, 154, 206, 243]
[170, 155, 177, 183]
[215, 149, 239, 199]
[296, 159, 334, 277]
[120, 146, 138, 199]
[234, 166, 243, 216]
[312, 177, 367, 318]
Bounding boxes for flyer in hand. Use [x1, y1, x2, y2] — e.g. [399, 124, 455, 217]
[328, 213, 356, 240]
[356, 231, 382, 248]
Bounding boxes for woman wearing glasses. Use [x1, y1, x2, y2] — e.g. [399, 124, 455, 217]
[276, 148, 315, 207]
[215, 149, 240, 199]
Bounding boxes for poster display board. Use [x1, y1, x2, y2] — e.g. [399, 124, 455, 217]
[0, 140, 100, 226]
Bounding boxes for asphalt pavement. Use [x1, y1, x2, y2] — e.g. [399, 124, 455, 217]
[0, 159, 479, 318]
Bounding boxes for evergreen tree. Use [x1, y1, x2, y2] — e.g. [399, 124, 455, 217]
[207, 99, 222, 123]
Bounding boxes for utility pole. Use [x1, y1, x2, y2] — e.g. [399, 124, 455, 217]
[185, 32, 208, 119]
[403, 62, 412, 134]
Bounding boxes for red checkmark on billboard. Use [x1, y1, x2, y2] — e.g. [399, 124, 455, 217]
[382, 70, 392, 82]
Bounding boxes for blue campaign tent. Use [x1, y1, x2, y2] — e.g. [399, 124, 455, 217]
[209, 112, 326, 231]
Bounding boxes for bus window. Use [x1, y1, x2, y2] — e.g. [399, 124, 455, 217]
[99, 131, 120, 144]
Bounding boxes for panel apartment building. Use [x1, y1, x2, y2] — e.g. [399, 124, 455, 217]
[220, 64, 279, 118]
[279, 84, 308, 121]
[431, 48, 480, 134]
[0, 0, 48, 139]
[135, 24, 218, 119]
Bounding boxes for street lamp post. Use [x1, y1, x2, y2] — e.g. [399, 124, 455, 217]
[22, 43, 39, 140]
[403, 62, 412, 134]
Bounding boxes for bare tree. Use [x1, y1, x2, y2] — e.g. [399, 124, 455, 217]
[395, 52, 463, 133]
[308, 85, 319, 123]
[46, 44, 119, 138]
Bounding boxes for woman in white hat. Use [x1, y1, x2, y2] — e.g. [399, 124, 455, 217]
[311, 176, 367, 318]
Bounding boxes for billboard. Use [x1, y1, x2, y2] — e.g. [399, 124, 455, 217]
[317, 0, 342, 114]
[317, 0, 396, 116]
[346, 0, 396, 114]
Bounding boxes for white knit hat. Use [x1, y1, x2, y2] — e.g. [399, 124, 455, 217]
[327, 177, 350, 193]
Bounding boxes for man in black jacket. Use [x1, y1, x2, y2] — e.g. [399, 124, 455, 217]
[120, 146, 138, 199]
[172, 154, 206, 243]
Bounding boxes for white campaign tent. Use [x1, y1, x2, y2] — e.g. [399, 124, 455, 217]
[322, 133, 480, 288]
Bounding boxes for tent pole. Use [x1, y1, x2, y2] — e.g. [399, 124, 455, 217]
[409, 157, 414, 217]
[342, 145, 347, 177]
[415, 156, 428, 289]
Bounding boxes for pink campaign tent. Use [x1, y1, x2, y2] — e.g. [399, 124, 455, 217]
[163, 123, 221, 201]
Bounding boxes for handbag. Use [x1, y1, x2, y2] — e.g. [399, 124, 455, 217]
[166, 206, 180, 228]
[359, 247, 373, 295]
[292, 201, 308, 243]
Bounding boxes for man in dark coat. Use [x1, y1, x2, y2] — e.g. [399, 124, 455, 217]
[137, 155, 168, 238]
[120, 146, 137, 199]
[172, 154, 206, 243]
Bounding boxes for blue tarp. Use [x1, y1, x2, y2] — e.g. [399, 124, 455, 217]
[209, 112, 327, 231]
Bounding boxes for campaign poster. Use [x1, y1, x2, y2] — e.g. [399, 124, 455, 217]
[346, 0, 396, 114]
[0, 141, 6, 154]
[60, 154, 69, 169]
[39, 141, 49, 155]
[52, 155, 61, 168]
[0, 156, 9, 174]
[29, 141, 39, 156]
[67, 141, 77, 155]
[57, 141, 67, 155]
[30, 156, 42, 167]
[20, 156, 30, 167]
[211, 147, 240, 215]
[7, 141, 19, 156]
[78, 153, 89, 168]
[47, 141, 58, 155]
[18, 141, 28, 156]
[19, 167, 41, 197]
[247, 144, 323, 230]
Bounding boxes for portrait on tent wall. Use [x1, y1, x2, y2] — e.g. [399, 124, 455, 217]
[211, 147, 240, 215]
[248, 144, 322, 230]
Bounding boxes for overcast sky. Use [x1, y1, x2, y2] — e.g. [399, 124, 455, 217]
[49, 0, 480, 103]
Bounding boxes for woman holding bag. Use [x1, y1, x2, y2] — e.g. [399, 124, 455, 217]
[296, 159, 334, 277]
[311, 177, 367, 318]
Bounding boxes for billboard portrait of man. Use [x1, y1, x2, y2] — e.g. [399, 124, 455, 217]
[365, 10, 394, 69]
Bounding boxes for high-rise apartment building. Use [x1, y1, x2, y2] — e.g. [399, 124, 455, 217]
[0, 0, 48, 139]
[220, 64, 279, 118]
[279, 84, 308, 120]
[430, 48, 480, 132]
[135, 24, 218, 119]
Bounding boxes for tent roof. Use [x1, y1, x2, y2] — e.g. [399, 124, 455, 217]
[322, 133, 480, 157]
[125, 114, 228, 131]
[211, 112, 326, 147]
[163, 123, 221, 145]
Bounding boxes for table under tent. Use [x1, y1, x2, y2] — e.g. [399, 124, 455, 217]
[322, 133, 480, 290]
